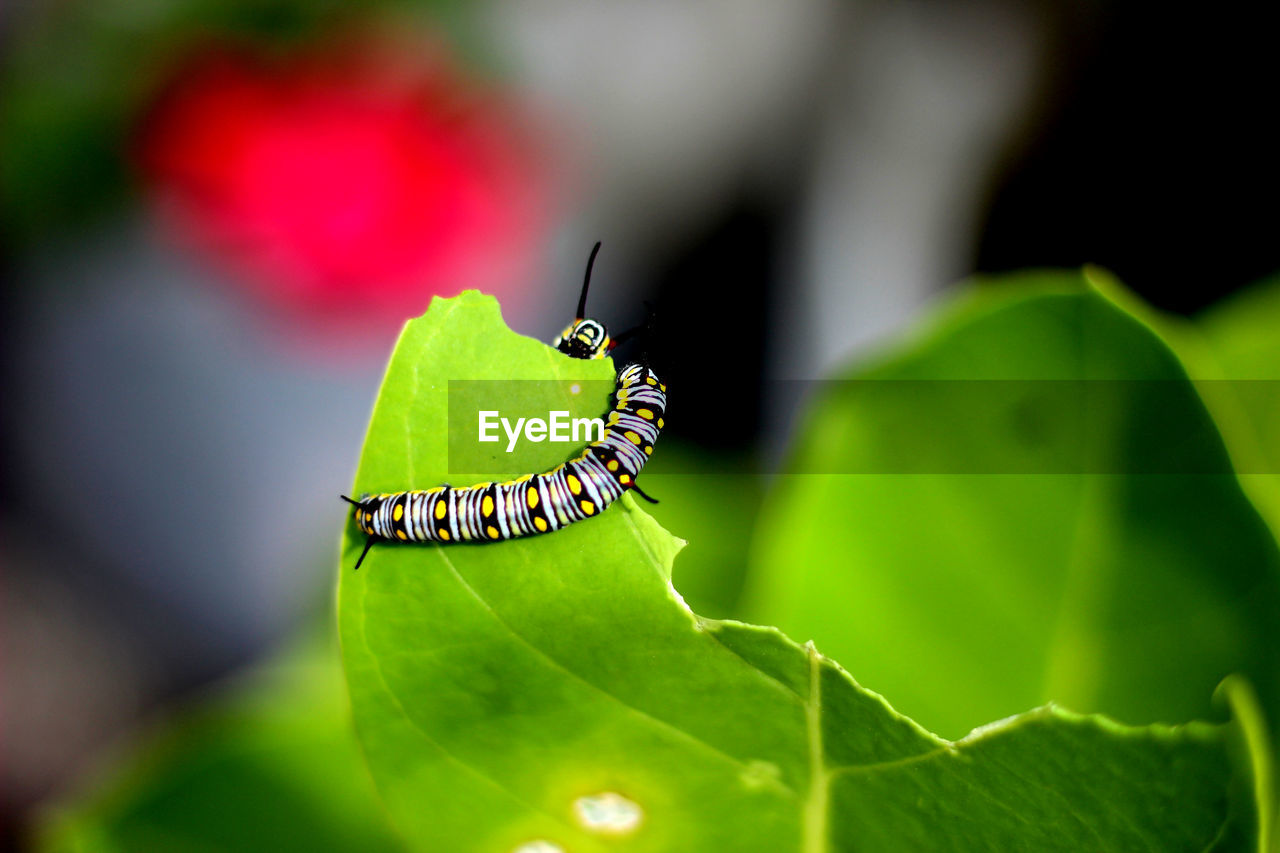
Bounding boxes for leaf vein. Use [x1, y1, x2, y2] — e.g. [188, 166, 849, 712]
[432, 546, 798, 797]
[353, 562, 577, 835]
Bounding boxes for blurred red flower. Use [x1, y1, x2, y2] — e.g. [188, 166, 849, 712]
[138, 43, 548, 326]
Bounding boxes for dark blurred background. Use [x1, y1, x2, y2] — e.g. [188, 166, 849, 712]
[2, 0, 1276, 845]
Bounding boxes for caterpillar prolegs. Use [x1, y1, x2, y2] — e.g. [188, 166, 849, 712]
[342, 244, 665, 569]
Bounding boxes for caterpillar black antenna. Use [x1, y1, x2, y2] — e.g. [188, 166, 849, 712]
[353, 537, 376, 571]
[609, 327, 639, 348]
[630, 481, 660, 504]
[638, 300, 659, 365]
[609, 300, 657, 351]
[576, 241, 603, 319]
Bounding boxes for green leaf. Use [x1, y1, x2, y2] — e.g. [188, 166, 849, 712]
[1216, 676, 1276, 853]
[1198, 273, 1280, 385]
[338, 291, 1247, 851]
[1191, 275, 1280, 850]
[740, 271, 1280, 753]
[35, 637, 401, 853]
[1192, 274, 1280, 527]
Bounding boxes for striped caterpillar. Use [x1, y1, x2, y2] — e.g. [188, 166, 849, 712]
[342, 244, 665, 569]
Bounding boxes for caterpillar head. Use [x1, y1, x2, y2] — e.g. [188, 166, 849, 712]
[555, 318, 611, 359]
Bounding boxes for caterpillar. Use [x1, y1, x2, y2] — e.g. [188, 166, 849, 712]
[342, 243, 665, 569]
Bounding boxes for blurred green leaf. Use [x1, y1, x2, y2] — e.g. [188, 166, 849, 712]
[35, 637, 401, 853]
[637, 442, 763, 617]
[1192, 274, 1280, 851]
[337, 291, 1248, 851]
[1216, 676, 1276, 853]
[1192, 274, 1280, 528]
[740, 271, 1280, 759]
[1198, 274, 1280, 385]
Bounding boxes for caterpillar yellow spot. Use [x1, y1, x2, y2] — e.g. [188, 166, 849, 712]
[580, 500, 595, 515]
[567, 474, 582, 495]
[607, 460, 619, 471]
[620, 473, 631, 485]
[534, 516, 548, 532]
[637, 408, 654, 420]
[658, 418, 665, 429]
[393, 503, 404, 522]
[646, 376, 657, 385]
[435, 500, 447, 520]
[625, 431, 642, 445]
[660, 383, 666, 392]
[437, 528, 450, 541]
[487, 525, 499, 539]
[481, 495, 494, 517]
[527, 487, 540, 509]
[608, 412, 620, 424]
[644, 445, 653, 455]
[395, 529, 408, 541]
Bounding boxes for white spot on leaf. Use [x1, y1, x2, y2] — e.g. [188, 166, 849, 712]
[740, 759, 782, 790]
[513, 841, 565, 853]
[573, 791, 643, 835]
[569, 383, 581, 395]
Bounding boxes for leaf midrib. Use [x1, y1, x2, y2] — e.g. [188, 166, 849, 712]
[803, 643, 827, 853]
